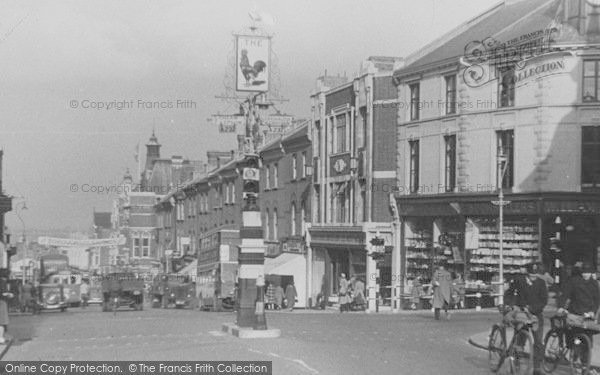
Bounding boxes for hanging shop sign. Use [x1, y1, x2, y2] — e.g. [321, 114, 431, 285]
[211, 115, 245, 134]
[236, 34, 270, 92]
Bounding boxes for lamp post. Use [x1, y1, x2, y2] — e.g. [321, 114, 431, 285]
[492, 154, 510, 306]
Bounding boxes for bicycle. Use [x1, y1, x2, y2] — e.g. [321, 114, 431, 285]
[488, 305, 536, 375]
[543, 311, 599, 375]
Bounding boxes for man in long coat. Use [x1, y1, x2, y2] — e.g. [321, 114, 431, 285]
[339, 273, 350, 313]
[274, 284, 284, 310]
[432, 265, 452, 320]
[285, 282, 297, 311]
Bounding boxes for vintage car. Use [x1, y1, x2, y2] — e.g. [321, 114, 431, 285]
[101, 273, 144, 311]
[151, 274, 194, 308]
[37, 283, 67, 312]
[171, 282, 196, 309]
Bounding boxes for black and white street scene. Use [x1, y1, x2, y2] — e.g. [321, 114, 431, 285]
[2, 0, 600, 374]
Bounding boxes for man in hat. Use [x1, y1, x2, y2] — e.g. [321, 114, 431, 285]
[558, 263, 599, 365]
[504, 263, 548, 375]
[559, 263, 599, 318]
[524, 263, 548, 375]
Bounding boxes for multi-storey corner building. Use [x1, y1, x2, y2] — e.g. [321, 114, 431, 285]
[309, 57, 403, 312]
[260, 121, 312, 308]
[392, 0, 600, 306]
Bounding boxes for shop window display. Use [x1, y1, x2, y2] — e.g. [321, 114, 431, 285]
[468, 218, 539, 281]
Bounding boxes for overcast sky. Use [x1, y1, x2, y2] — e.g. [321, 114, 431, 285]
[0, 0, 500, 235]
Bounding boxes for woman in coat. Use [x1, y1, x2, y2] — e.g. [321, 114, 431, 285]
[353, 277, 365, 309]
[339, 273, 350, 313]
[274, 284, 284, 310]
[285, 282, 297, 311]
[432, 265, 452, 320]
[265, 282, 276, 310]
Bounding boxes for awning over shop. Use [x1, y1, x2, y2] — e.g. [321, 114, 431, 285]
[264, 253, 304, 276]
[264, 253, 307, 308]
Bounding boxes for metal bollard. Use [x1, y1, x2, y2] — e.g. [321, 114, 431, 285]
[475, 292, 482, 311]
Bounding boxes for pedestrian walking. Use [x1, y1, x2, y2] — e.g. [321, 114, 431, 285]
[274, 284, 284, 310]
[353, 277, 366, 310]
[265, 282, 276, 310]
[339, 273, 350, 313]
[80, 279, 90, 308]
[431, 265, 452, 320]
[21, 281, 33, 313]
[285, 282, 297, 311]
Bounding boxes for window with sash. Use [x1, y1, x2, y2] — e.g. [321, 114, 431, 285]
[409, 140, 420, 193]
[496, 130, 514, 189]
[582, 126, 600, 188]
[410, 83, 420, 121]
[444, 135, 457, 192]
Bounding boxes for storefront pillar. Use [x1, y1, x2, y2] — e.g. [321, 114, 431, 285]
[306, 240, 313, 308]
[366, 252, 378, 313]
[390, 195, 402, 313]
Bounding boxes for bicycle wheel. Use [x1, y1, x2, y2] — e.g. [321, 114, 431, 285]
[489, 324, 506, 372]
[543, 328, 565, 373]
[569, 333, 591, 375]
[509, 328, 534, 375]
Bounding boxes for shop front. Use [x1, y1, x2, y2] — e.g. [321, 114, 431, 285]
[308, 226, 366, 307]
[397, 192, 600, 309]
[263, 237, 308, 308]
